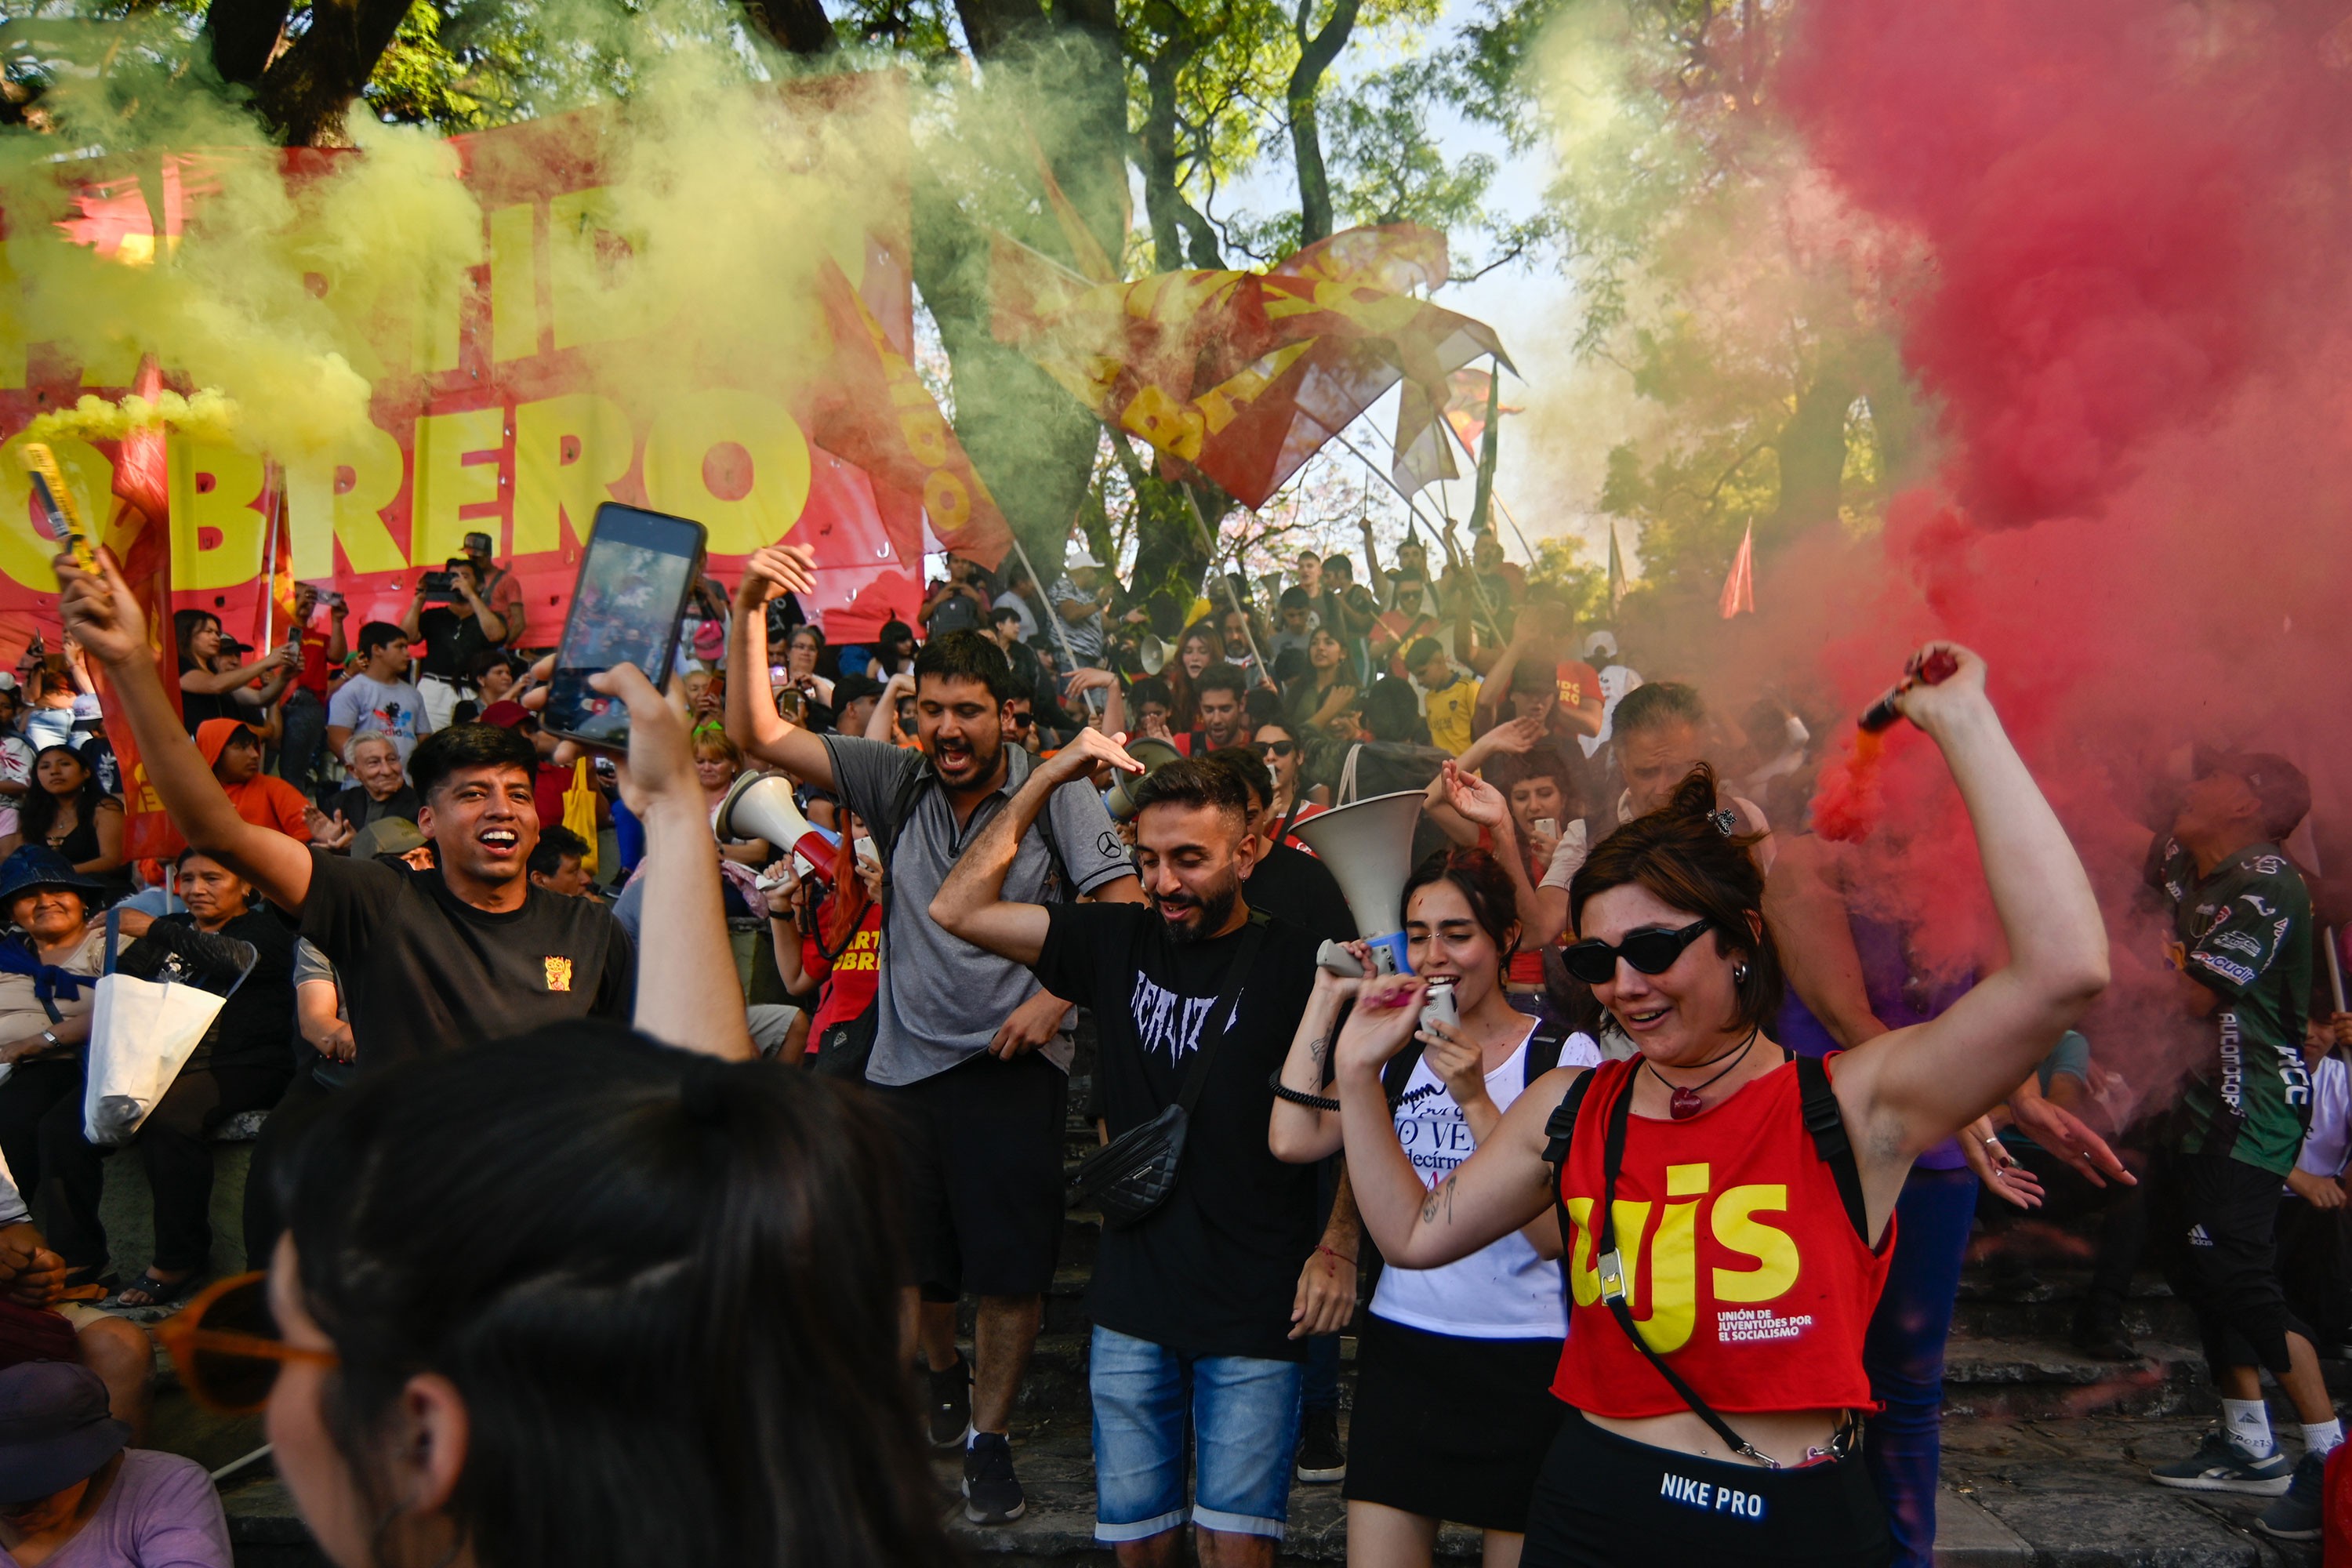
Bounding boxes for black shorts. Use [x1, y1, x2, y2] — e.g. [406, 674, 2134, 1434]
[1522, 1412, 1890, 1568]
[872, 1049, 1067, 1301]
[2154, 1139, 2313, 1378]
[1345, 1314, 1566, 1533]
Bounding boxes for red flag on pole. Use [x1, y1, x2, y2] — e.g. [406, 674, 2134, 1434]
[1719, 521, 1755, 619]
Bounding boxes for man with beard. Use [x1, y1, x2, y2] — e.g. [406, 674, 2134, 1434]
[933, 743, 1346, 1568]
[727, 559, 1142, 1526]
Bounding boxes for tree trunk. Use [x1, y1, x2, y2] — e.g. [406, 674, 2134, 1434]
[910, 2, 1133, 579]
[1769, 367, 1853, 535]
[1287, 0, 1362, 247]
[741, 0, 837, 55]
[223, 0, 412, 146]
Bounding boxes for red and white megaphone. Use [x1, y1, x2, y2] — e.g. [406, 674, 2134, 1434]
[716, 772, 840, 879]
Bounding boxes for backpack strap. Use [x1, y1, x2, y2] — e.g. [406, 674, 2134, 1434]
[1797, 1052, 1871, 1245]
[1523, 1025, 1566, 1089]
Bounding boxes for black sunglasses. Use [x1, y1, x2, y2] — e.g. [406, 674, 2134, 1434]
[1006, 710, 1035, 729]
[1257, 739, 1296, 758]
[1559, 919, 1714, 985]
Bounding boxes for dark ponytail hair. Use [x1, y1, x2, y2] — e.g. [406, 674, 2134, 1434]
[1400, 848, 1523, 981]
[278, 1023, 957, 1568]
[1568, 764, 1783, 1034]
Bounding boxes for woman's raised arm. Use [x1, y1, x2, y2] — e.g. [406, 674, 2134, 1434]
[1831, 645, 2109, 1227]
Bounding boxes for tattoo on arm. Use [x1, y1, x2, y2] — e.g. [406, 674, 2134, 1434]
[1307, 1034, 1329, 1078]
[1420, 1174, 1457, 1225]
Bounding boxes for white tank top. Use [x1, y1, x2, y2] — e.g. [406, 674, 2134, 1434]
[1369, 1027, 1599, 1341]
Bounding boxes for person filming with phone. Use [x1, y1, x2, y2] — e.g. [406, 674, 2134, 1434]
[1318, 645, 2107, 1568]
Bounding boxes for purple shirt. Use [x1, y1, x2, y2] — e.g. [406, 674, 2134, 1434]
[1, 1450, 230, 1568]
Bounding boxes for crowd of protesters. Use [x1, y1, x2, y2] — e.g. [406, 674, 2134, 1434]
[0, 516, 2337, 1568]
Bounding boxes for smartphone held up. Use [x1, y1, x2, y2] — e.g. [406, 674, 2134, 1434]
[543, 503, 709, 747]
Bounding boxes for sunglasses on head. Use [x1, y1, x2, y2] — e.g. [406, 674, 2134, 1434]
[1559, 919, 1715, 986]
[1257, 739, 1296, 758]
[154, 1272, 337, 1414]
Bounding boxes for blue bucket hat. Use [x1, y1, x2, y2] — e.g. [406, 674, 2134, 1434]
[0, 847, 103, 913]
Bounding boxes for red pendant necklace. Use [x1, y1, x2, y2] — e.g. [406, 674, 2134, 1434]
[1646, 1029, 1761, 1120]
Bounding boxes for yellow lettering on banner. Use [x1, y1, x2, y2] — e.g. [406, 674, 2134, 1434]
[642, 391, 810, 556]
[548, 189, 666, 351]
[489, 203, 542, 365]
[0, 241, 24, 390]
[1710, 1184, 1798, 1305]
[1563, 1194, 1656, 1312]
[77, 336, 144, 390]
[412, 408, 506, 566]
[283, 424, 408, 578]
[416, 252, 478, 376]
[167, 442, 270, 591]
[0, 433, 111, 590]
[514, 394, 630, 556]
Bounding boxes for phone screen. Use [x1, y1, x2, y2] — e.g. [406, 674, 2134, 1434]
[544, 503, 707, 746]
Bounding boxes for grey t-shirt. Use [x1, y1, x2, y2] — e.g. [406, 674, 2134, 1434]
[821, 734, 1131, 1085]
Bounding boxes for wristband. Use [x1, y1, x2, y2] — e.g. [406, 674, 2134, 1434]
[1316, 1244, 1356, 1269]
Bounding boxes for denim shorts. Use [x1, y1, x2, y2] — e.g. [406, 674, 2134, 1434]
[1089, 1325, 1304, 1542]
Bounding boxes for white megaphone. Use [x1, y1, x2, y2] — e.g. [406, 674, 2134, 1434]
[1289, 789, 1425, 975]
[717, 771, 840, 879]
[1138, 633, 1171, 676]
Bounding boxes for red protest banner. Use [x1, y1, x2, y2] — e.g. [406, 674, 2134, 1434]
[0, 72, 989, 662]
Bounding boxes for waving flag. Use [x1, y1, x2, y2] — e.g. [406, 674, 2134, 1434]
[992, 224, 1508, 508]
[1719, 521, 1756, 619]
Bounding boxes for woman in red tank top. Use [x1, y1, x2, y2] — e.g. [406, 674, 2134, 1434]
[1321, 646, 2109, 1568]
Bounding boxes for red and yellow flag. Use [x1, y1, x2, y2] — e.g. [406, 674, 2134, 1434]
[990, 224, 1509, 508]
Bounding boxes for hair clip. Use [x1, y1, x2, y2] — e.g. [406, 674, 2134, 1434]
[1709, 808, 1738, 837]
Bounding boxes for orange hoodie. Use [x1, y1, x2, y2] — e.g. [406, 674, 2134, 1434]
[194, 719, 312, 843]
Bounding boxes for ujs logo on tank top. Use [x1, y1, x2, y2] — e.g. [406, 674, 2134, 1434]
[1563, 1163, 1809, 1352]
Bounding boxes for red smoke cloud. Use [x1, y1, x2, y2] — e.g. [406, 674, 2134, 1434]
[1721, 0, 2352, 1106]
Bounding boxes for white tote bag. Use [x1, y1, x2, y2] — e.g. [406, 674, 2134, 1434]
[81, 913, 242, 1147]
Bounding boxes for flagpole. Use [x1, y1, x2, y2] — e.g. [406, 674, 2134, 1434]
[259, 480, 279, 651]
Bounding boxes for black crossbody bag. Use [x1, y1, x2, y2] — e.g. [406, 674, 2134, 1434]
[1543, 1051, 1871, 1468]
[1068, 915, 1268, 1229]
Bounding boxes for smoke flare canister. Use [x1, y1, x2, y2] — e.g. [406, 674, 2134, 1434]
[1857, 648, 1960, 733]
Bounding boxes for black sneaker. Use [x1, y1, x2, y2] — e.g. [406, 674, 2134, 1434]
[1296, 1406, 1346, 1483]
[2149, 1425, 2294, 1494]
[927, 1355, 971, 1449]
[963, 1432, 1025, 1524]
[2256, 1448, 2328, 1541]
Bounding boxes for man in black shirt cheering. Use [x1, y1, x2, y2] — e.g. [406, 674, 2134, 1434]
[934, 735, 1357, 1568]
[53, 553, 633, 1074]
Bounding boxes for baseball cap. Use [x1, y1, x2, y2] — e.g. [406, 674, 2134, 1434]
[831, 673, 884, 709]
[2196, 747, 2312, 840]
[350, 817, 428, 860]
[462, 532, 495, 556]
[478, 700, 532, 731]
[1065, 550, 1106, 573]
[0, 1361, 129, 1503]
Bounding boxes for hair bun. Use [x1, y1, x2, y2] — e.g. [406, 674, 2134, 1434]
[1668, 763, 1721, 822]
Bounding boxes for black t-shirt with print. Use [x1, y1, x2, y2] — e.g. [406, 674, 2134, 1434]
[299, 850, 634, 1073]
[1034, 901, 1322, 1362]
